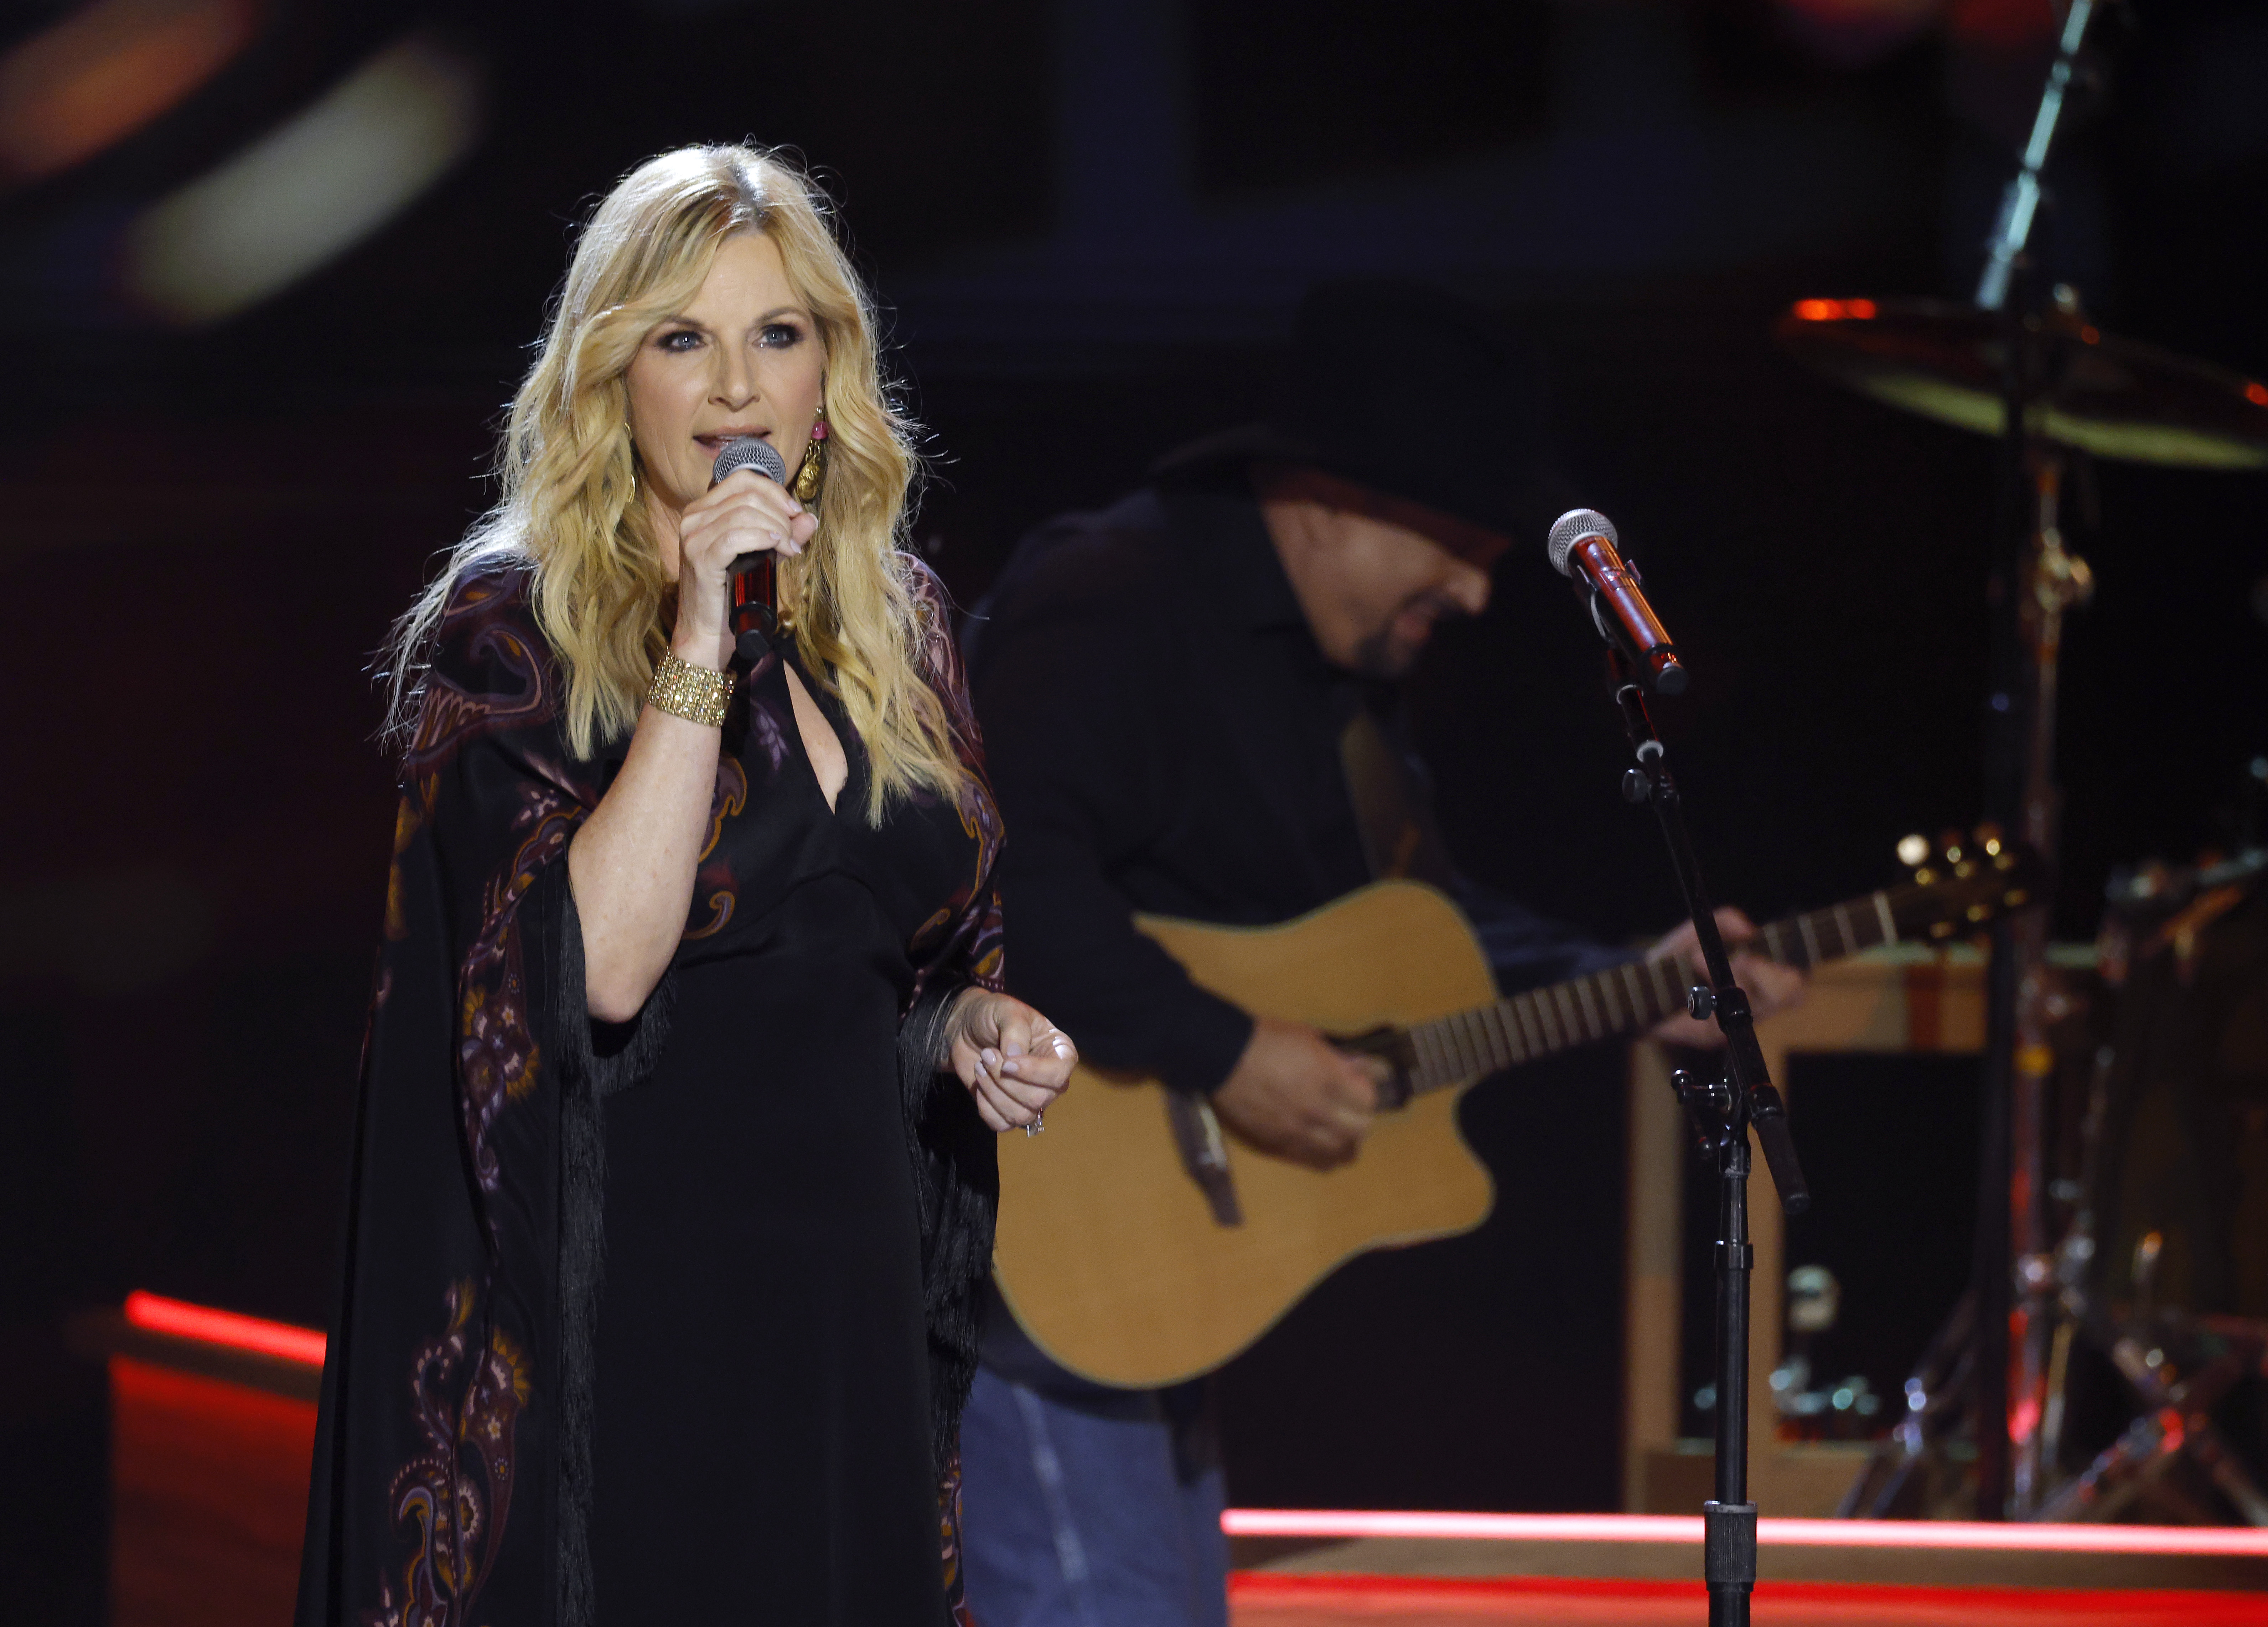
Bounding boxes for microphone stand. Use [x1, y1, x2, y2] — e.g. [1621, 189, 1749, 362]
[1603, 646, 1810, 1627]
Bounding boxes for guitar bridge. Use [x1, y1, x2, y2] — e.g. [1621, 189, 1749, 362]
[1164, 1093, 1243, 1227]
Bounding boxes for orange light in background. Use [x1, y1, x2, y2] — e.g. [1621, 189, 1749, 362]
[2247, 382, 2268, 408]
[0, 0, 261, 186]
[1792, 300, 1878, 322]
[124, 1290, 327, 1367]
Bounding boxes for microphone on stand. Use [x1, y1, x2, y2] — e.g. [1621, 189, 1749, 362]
[711, 436, 790, 661]
[1546, 508, 1688, 695]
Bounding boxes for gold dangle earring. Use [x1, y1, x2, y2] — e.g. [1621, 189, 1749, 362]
[792, 400, 829, 506]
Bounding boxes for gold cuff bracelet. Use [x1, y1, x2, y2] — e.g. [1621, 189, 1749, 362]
[647, 650, 733, 727]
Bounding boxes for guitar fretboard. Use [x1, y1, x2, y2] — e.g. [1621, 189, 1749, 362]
[1400, 890, 1902, 1095]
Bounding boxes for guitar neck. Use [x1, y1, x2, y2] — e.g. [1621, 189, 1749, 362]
[1400, 889, 1902, 1094]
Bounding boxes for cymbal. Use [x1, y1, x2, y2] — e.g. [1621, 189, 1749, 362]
[1775, 297, 2268, 470]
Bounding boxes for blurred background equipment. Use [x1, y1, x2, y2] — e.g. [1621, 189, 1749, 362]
[1771, 1264, 1889, 1440]
[0, 0, 263, 187]
[2026, 839, 2268, 1523]
[1770, 0, 2268, 1527]
[1777, 296, 2268, 469]
[121, 31, 480, 324]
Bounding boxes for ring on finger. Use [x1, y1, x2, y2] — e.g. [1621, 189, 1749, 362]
[1023, 1110, 1045, 1138]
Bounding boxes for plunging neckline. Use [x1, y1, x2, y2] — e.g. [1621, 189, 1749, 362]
[782, 660, 849, 814]
[767, 647, 859, 821]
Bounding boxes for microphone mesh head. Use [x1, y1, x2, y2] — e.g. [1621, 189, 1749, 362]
[1547, 508, 1618, 577]
[711, 436, 788, 487]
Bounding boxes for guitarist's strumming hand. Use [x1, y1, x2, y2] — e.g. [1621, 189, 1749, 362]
[1210, 1016, 1383, 1170]
[1642, 907, 1808, 1049]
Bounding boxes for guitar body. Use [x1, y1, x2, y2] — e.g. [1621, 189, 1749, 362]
[991, 835, 2040, 1391]
[993, 880, 1499, 1389]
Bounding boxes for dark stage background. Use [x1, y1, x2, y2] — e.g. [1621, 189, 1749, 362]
[3, 0, 2265, 1616]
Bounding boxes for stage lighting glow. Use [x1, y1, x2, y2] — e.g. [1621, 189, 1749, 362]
[1223, 1509, 2268, 1556]
[0, 0, 261, 185]
[124, 1290, 327, 1367]
[123, 32, 481, 325]
[1791, 298, 1881, 323]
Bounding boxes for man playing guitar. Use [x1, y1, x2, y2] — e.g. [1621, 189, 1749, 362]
[958, 280, 1805, 1626]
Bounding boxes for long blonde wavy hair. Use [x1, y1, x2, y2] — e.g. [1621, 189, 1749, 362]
[385, 144, 966, 823]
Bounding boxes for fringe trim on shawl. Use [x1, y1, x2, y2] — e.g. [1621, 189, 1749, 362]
[548, 876, 674, 1627]
[897, 984, 1000, 1474]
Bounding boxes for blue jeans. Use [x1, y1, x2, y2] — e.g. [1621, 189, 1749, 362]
[959, 1295, 1228, 1627]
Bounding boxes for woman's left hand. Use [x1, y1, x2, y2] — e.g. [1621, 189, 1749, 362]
[946, 990, 1076, 1133]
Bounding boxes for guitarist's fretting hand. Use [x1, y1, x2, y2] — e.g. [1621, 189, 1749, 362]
[1211, 1016, 1383, 1169]
[1642, 907, 1808, 1049]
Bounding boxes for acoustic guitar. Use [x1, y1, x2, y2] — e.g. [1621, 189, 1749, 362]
[992, 835, 2041, 1388]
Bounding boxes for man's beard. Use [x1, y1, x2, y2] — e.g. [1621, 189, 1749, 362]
[1352, 595, 1458, 678]
[1351, 625, 1418, 679]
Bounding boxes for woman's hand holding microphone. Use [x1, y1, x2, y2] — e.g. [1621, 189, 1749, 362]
[670, 463, 820, 670]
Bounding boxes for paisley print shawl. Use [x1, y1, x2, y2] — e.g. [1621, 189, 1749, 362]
[361, 1280, 529, 1627]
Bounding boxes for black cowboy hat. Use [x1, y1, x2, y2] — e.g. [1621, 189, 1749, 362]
[1152, 278, 1571, 546]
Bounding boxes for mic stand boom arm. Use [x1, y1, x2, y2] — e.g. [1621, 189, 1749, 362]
[1606, 648, 1808, 1627]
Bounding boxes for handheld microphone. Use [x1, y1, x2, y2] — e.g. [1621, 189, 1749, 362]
[1546, 508, 1688, 695]
[711, 436, 789, 658]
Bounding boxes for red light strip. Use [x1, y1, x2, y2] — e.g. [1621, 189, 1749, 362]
[1223, 1509, 2268, 1557]
[123, 1291, 327, 1368]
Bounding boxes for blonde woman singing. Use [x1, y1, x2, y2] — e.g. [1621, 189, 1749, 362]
[294, 146, 1074, 1627]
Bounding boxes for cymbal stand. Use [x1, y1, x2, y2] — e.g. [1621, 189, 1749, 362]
[1607, 649, 1811, 1625]
[1834, 443, 2092, 1520]
[1943, 0, 2109, 1518]
[2006, 447, 2094, 1515]
[1976, 5, 2114, 1515]
[1976, 0, 2104, 315]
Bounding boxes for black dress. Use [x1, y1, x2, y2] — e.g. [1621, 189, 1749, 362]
[294, 559, 1003, 1627]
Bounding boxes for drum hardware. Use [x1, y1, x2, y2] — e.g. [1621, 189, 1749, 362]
[2032, 1315, 2268, 1525]
[1838, 814, 2268, 1524]
[1779, 0, 2268, 1522]
[1766, 1266, 1887, 1442]
[1774, 294, 2268, 473]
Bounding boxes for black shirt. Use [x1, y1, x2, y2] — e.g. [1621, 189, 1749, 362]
[966, 476, 1625, 1097]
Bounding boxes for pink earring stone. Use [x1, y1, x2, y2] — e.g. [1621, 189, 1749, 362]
[812, 418, 828, 440]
